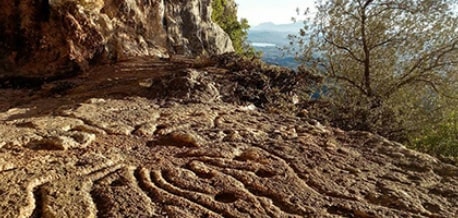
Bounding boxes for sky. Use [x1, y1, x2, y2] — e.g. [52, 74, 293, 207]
[234, 0, 316, 26]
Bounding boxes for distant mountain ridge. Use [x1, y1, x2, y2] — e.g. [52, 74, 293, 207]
[248, 22, 305, 46]
[248, 22, 304, 68]
[247, 31, 290, 46]
[250, 22, 304, 33]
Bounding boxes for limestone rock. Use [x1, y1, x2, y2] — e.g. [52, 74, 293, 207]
[150, 69, 221, 103]
[0, 58, 456, 217]
[63, 97, 161, 135]
[0, 0, 234, 76]
[0, 115, 97, 150]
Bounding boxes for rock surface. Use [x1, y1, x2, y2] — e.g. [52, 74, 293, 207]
[0, 58, 457, 217]
[0, 0, 234, 76]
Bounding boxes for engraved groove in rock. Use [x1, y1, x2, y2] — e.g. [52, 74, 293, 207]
[90, 187, 113, 218]
[184, 160, 279, 216]
[184, 160, 217, 179]
[134, 167, 223, 218]
[19, 176, 55, 218]
[225, 170, 312, 216]
[326, 205, 377, 218]
[90, 167, 157, 218]
[161, 167, 215, 195]
[30, 184, 46, 218]
[90, 169, 127, 217]
[305, 178, 360, 202]
[86, 164, 124, 181]
[214, 192, 238, 204]
[251, 144, 322, 196]
[150, 169, 245, 218]
[254, 168, 277, 178]
[0, 167, 17, 174]
[364, 188, 433, 217]
[197, 158, 315, 216]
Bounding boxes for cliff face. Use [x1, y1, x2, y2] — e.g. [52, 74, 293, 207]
[0, 0, 234, 76]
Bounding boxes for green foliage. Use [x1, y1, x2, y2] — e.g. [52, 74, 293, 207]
[211, 0, 259, 57]
[409, 100, 458, 157]
[293, 0, 458, 156]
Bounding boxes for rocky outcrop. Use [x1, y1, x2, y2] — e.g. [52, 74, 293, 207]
[0, 58, 456, 217]
[0, 1, 456, 216]
[0, 0, 234, 76]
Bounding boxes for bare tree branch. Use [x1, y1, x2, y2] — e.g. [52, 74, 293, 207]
[360, 2, 372, 96]
[323, 36, 364, 62]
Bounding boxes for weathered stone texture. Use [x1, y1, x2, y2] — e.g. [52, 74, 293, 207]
[0, 61, 456, 217]
[0, 0, 234, 76]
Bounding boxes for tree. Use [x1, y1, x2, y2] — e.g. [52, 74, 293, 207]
[294, 0, 458, 143]
[409, 70, 458, 157]
[211, 0, 258, 57]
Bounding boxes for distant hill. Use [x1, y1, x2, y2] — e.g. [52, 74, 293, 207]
[250, 22, 304, 33]
[248, 22, 304, 46]
[247, 31, 292, 46]
[248, 22, 305, 68]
